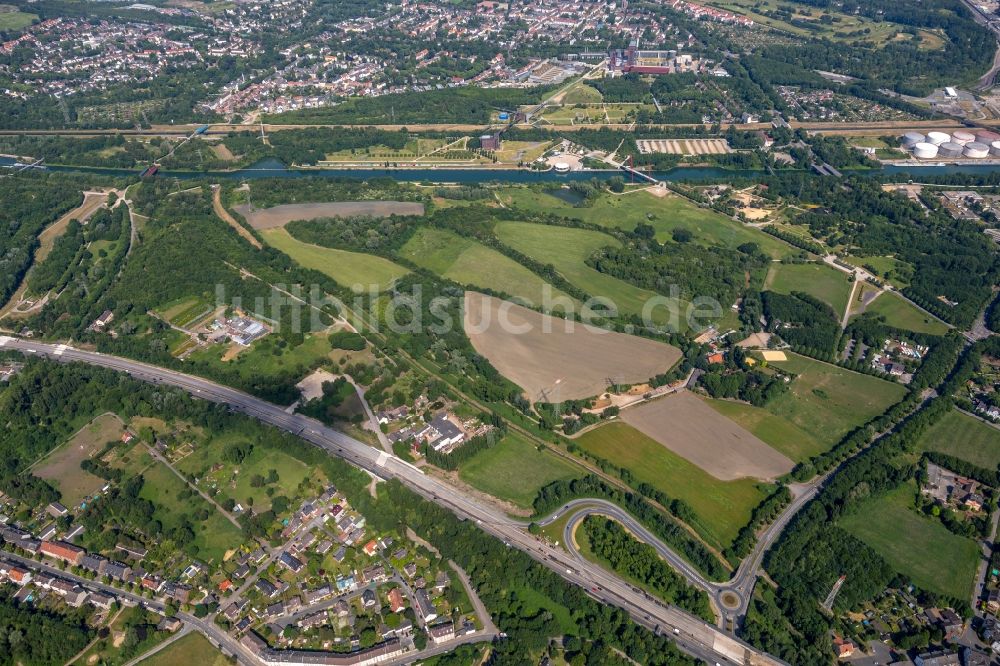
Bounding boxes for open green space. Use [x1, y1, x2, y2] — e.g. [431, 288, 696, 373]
[764, 262, 853, 314]
[561, 84, 603, 104]
[766, 353, 907, 452]
[139, 632, 229, 666]
[863, 291, 950, 335]
[505, 583, 578, 634]
[502, 188, 792, 259]
[458, 430, 582, 509]
[838, 481, 979, 599]
[705, 396, 827, 462]
[914, 408, 1000, 469]
[261, 226, 408, 292]
[0, 9, 36, 31]
[574, 421, 770, 549]
[33, 413, 123, 508]
[78, 607, 173, 666]
[185, 331, 335, 382]
[842, 254, 912, 288]
[398, 227, 572, 306]
[494, 221, 679, 323]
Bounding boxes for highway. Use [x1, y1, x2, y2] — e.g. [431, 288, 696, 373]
[0, 336, 787, 666]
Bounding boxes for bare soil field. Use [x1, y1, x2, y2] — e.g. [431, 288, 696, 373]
[463, 292, 681, 401]
[233, 201, 425, 230]
[34, 412, 124, 506]
[621, 391, 794, 481]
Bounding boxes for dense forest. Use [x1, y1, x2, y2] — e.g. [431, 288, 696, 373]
[0, 596, 93, 666]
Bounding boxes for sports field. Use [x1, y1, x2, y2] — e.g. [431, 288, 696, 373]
[864, 292, 950, 335]
[704, 396, 827, 462]
[765, 353, 907, 452]
[764, 262, 853, 315]
[621, 391, 794, 481]
[261, 227, 408, 292]
[399, 227, 572, 306]
[838, 482, 979, 599]
[464, 292, 681, 401]
[575, 421, 771, 549]
[139, 632, 229, 666]
[458, 430, 582, 509]
[914, 408, 1000, 469]
[34, 413, 123, 507]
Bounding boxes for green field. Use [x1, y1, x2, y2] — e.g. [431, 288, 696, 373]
[502, 189, 793, 259]
[863, 292, 950, 335]
[767, 353, 907, 453]
[574, 421, 770, 549]
[914, 408, 1000, 469]
[705, 397, 827, 462]
[185, 331, 336, 382]
[262, 226, 408, 292]
[838, 482, 980, 599]
[0, 9, 36, 31]
[561, 84, 603, 104]
[765, 262, 854, 315]
[398, 227, 572, 306]
[494, 221, 679, 323]
[139, 632, 229, 666]
[458, 431, 582, 509]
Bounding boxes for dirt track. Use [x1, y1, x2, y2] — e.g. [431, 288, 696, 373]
[621, 392, 794, 481]
[233, 200, 425, 230]
[463, 292, 681, 401]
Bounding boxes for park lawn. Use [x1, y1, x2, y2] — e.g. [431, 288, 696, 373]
[864, 292, 950, 336]
[574, 421, 770, 550]
[704, 397, 827, 462]
[764, 262, 854, 315]
[138, 463, 243, 563]
[766, 353, 907, 452]
[561, 84, 603, 104]
[458, 431, 582, 510]
[503, 188, 792, 258]
[261, 226, 408, 292]
[494, 221, 683, 324]
[139, 632, 229, 666]
[914, 408, 1000, 469]
[838, 482, 980, 599]
[34, 413, 124, 508]
[399, 227, 572, 307]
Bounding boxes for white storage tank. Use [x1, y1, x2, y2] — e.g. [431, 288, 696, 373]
[553, 162, 570, 173]
[938, 141, 964, 158]
[926, 131, 950, 145]
[964, 142, 990, 158]
[952, 130, 976, 145]
[912, 142, 939, 159]
[991, 140, 1000, 156]
[901, 131, 925, 147]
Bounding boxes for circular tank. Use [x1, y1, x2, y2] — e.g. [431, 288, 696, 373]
[901, 131, 925, 147]
[912, 142, 939, 159]
[991, 140, 1000, 156]
[938, 141, 964, 157]
[964, 142, 990, 158]
[926, 131, 950, 145]
[952, 130, 976, 145]
[976, 130, 1000, 143]
[553, 162, 570, 173]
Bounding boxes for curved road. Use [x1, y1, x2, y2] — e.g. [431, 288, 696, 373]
[0, 336, 787, 666]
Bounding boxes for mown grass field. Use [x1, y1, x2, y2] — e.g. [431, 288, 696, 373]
[399, 227, 572, 306]
[502, 188, 793, 259]
[138, 632, 229, 666]
[914, 408, 1000, 469]
[561, 84, 603, 104]
[261, 226, 408, 292]
[838, 482, 980, 599]
[863, 292, 950, 335]
[767, 353, 907, 453]
[705, 396, 827, 462]
[0, 9, 37, 32]
[458, 430, 582, 509]
[574, 421, 770, 549]
[34, 413, 124, 508]
[764, 262, 854, 315]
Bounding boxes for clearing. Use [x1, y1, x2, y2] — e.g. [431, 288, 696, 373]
[764, 262, 854, 315]
[575, 421, 770, 549]
[34, 413, 123, 508]
[261, 226, 408, 292]
[914, 408, 1000, 469]
[233, 201, 424, 230]
[861, 291, 950, 335]
[399, 227, 573, 307]
[621, 391, 794, 481]
[838, 481, 979, 599]
[458, 431, 582, 509]
[138, 632, 229, 666]
[463, 292, 681, 401]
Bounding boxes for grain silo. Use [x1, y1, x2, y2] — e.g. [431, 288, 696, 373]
[912, 142, 939, 159]
[901, 131, 925, 148]
[964, 142, 990, 158]
[952, 130, 976, 145]
[926, 131, 951, 146]
[938, 141, 964, 158]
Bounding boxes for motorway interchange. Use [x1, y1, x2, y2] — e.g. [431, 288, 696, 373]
[0, 336, 787, 665]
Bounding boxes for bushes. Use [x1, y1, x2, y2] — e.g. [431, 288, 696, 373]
[328, 330, 366, 351]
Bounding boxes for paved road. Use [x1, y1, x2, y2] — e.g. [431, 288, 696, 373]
[0, 336, 786, 666]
